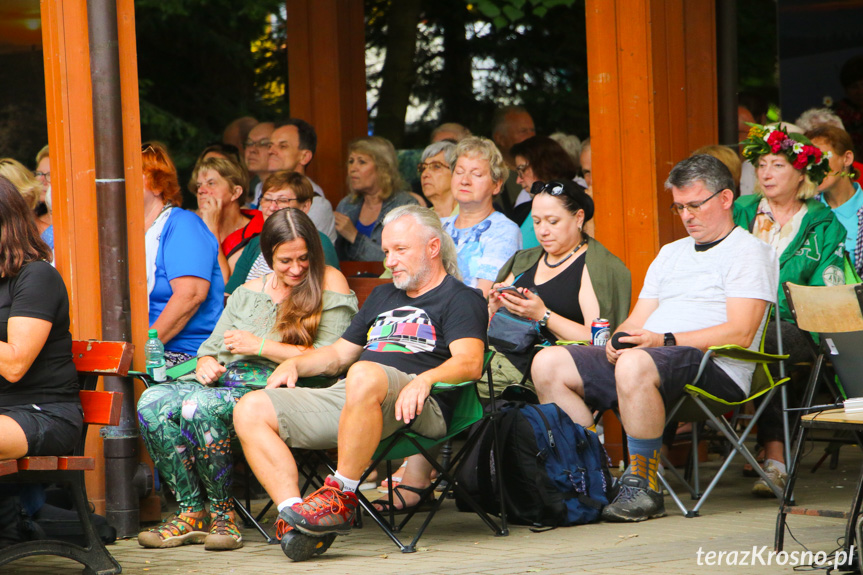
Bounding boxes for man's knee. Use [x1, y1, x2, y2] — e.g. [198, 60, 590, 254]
[234, 390, 276, 436]
[615, 350, 660, 395]
[344, 361, 388, 404]
[532, 346, 568, 385]
[532, 346, 579, 392]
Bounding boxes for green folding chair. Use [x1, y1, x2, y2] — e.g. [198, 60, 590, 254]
[308, 350, 508, 553]
[659, 304, 790, 517]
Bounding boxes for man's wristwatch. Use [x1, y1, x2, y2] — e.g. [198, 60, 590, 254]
[539, 309, 551, 327]
[663, 332, 676, 347]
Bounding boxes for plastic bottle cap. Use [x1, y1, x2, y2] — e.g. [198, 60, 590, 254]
[148, 329, 158, 338]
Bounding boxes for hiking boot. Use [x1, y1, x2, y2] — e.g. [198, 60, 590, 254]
[601, 475, 666, 522]
[137, 513, 208, 548]
[276, 517, 337, 561]
[281, 476, 359, 536]
[752, 461, 787, 498]
[203, 511, 243, 551]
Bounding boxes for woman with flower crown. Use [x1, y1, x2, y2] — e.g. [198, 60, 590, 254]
[734, 122, 847, 498]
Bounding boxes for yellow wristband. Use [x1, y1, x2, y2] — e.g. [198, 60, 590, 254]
[257, 338, 265, 356]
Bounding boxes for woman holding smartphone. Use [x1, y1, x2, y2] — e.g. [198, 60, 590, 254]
[489, 179, 630, 380]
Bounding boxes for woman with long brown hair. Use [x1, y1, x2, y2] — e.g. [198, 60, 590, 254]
[0, 175, 79, 462]
[137, 208, 357, 551]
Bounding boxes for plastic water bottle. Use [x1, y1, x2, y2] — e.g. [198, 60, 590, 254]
[145, 329, 167, 382]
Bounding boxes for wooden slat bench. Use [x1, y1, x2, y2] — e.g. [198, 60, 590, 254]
[0, 340, 133, 575]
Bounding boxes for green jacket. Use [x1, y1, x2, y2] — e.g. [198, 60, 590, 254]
[494, 237, 632, 331]
[733, 194, 847, 322]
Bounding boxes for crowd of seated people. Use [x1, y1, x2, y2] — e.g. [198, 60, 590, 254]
[5, 99, 861, 562]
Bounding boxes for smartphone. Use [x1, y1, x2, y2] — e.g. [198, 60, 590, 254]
[496, 285, 527, 299]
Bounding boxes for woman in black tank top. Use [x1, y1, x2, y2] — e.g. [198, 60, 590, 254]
[490, 180, 601, 356]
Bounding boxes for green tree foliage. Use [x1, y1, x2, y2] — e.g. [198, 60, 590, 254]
[367, 0, 589, 147]
[134, 0, 286, 171]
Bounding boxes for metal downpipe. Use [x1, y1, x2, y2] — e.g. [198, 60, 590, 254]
[88, 0, 140, 537]
[717, 0, 738, 147]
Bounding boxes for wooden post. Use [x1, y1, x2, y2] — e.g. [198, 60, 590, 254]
[286, 0, 368, 205]
[586, 0, 717, 299]
[41, 0, 105, 513]
[585, 0, 718, 464]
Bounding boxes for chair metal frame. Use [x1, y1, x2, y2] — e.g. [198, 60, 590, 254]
[337, 351, 508, 553]
[658, 303, 790, 517]
[775, 282, 863, 553]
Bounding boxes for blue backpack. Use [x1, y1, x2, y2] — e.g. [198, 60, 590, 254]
[457, 402, 613, 528]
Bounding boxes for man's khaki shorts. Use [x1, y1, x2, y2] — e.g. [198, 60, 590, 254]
[263, 364, 447, 450]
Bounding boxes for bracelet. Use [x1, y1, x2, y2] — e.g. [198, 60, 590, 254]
[257, 338, 266, 356]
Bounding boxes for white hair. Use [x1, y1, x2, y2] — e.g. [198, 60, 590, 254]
[795, 108, 845, 132]
[382, 204, 462, 281]
[549, 132, 583, 166]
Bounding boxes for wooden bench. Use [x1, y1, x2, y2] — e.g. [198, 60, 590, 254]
[0, 340, 133, 575]
[347, 276, 393, 307]
[340, 260, 385, 277]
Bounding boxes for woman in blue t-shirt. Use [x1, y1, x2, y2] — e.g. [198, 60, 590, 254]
[143, 143, 225, 365]
[0, 176, 80, 460]
[808, 125, 863, 277]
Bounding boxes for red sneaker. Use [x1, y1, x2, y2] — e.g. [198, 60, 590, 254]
[281, 476, 359, 536]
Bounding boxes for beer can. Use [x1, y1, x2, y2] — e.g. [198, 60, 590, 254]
[591, 318, 610, 346]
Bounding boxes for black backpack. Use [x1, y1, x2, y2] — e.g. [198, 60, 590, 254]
[456, 401, 614, 528]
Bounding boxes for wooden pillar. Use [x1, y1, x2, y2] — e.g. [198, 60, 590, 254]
[586, 0, 718, 465]
[41, 0, 105, 512]
[586, 0, 717, 300]
[286, 0, 368, 204]
[42, 0, 149, 517]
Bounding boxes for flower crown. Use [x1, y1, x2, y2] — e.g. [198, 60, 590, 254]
[740, 123, 831, 185]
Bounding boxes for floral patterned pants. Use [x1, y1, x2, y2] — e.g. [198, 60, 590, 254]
[137, 382, 252, 514]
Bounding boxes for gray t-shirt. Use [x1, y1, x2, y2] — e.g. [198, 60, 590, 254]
[640, 227, 779, 394]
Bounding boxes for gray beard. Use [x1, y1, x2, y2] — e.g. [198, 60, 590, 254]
[393, 258, 432, 291]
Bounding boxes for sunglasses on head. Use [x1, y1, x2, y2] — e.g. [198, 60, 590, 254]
[530, 181, 568, 196]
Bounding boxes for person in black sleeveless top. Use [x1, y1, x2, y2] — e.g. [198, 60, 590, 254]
[487, 180, 630, 390]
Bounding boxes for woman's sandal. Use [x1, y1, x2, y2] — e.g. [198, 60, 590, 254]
[742, 447, 766, 477]
[138, 513, 209, 549]
[372, 485, 435, 515]
[378, 460, 408, 491]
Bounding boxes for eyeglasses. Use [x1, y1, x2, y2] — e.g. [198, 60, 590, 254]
[35, 171, 50, 182]
[260, 196, 300, 208]
[669, 189, 725, 215]
[417, 161, 449, 175]
[516, 163, 531, 177]
[530, 181, 567, 196]
[244, 139, 271, 150]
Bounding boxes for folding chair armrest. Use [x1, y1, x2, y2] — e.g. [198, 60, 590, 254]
[708, 344, 789, 363]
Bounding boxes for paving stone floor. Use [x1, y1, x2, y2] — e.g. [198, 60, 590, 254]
[5, 438, 863, 575]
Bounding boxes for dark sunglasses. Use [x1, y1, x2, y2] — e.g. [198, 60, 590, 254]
[530, 181, 568, 196]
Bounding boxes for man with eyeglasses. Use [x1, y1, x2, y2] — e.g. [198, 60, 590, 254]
[244, 122, 275, 209]
[267, 118, 337, 243]
[531, 154, 779, 522]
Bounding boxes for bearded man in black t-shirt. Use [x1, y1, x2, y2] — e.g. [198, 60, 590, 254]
[234, 204, 488, 547]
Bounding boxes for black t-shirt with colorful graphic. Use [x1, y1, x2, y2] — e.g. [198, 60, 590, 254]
[341, 274, 488, 377]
